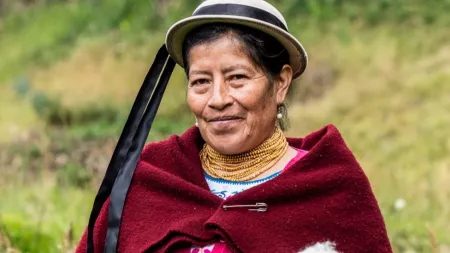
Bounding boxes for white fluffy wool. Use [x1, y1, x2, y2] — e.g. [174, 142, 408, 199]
[298, 241, 339, 253]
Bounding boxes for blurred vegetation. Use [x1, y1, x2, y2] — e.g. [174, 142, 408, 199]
[0, 0, 450, 252]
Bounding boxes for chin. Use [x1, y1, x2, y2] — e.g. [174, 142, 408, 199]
[206, 133, 247, 155]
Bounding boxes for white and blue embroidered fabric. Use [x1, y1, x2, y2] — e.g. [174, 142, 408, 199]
[205, 171, 282, 200]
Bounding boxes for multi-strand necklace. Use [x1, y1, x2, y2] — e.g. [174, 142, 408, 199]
[200, 127, 288, 181]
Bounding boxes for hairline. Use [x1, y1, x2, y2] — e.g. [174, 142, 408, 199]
[184, 29, 271, 78]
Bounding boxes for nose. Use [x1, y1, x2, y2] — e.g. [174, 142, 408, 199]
[207, 77, 233, 110]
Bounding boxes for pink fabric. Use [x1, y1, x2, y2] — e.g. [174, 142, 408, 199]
[284, 148, 308, 171]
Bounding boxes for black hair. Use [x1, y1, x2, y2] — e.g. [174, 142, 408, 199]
[181, 23, 290, 130]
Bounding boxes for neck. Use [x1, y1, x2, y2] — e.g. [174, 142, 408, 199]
[200, 127, 290, 181]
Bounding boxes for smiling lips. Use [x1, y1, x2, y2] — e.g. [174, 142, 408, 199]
[206, 116, 243, 130]
[207, 116, 243, 122]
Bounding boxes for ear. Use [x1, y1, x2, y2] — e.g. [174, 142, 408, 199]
[275, 64, 293, 104]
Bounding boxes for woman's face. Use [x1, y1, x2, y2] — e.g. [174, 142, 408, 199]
[186, 34, 292, 155]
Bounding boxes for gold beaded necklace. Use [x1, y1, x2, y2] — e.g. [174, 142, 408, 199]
[200, 127, 288, 181]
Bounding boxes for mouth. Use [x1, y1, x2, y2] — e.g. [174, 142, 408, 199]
[207, 116, 243, 122]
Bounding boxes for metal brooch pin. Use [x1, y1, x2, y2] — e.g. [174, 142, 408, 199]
[222, 203, 268, 212]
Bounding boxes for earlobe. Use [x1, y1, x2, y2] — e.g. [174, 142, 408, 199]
[276, 64, 293, 104]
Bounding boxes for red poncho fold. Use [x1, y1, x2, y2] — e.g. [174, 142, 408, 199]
[76, 125, 392, 253]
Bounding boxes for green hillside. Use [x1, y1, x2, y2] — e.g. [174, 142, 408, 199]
[1, 1, 450, 252]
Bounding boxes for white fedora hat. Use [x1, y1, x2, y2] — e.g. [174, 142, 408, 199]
[166, 0, 308, 79]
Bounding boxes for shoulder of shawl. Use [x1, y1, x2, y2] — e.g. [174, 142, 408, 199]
[137, 126, 201, 171]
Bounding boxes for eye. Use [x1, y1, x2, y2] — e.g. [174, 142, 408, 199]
[230, 74, 247, 80]
[190, 78, 210, 86]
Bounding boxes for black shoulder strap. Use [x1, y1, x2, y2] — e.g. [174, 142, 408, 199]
[86, 45, 176, 253]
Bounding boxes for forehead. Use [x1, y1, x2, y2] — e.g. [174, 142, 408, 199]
[187, 35, 255, 70]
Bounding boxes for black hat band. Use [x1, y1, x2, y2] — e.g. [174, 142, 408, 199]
[193, 3, 288, 32]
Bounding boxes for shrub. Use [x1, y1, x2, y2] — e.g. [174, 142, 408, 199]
[57, 162, 93, 189]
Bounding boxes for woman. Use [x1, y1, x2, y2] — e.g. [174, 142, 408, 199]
[76, 0, 392, 252]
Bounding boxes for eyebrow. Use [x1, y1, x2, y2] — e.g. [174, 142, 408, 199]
[189, 70, 212, 76]
[222, 64, 255, 74]
[189, 65, 255, 76]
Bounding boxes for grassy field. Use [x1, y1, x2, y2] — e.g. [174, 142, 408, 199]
[1, 1, 450, 252]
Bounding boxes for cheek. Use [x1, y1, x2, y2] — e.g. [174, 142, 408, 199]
[234, 85, 276, 120]
[252, 96, 275, 123]
[236, 81, 267, 103]
[186, 91, 198, 114]
[186, 90, 207, 116]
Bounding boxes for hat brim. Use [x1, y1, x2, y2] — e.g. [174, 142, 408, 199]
[165, 15, 308, 79]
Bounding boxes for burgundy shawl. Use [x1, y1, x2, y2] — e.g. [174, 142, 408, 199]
[76, 125, 392, 253]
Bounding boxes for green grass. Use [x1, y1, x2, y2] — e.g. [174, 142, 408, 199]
[0, 172, 94, 252]
[1, 0, 450, 252]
